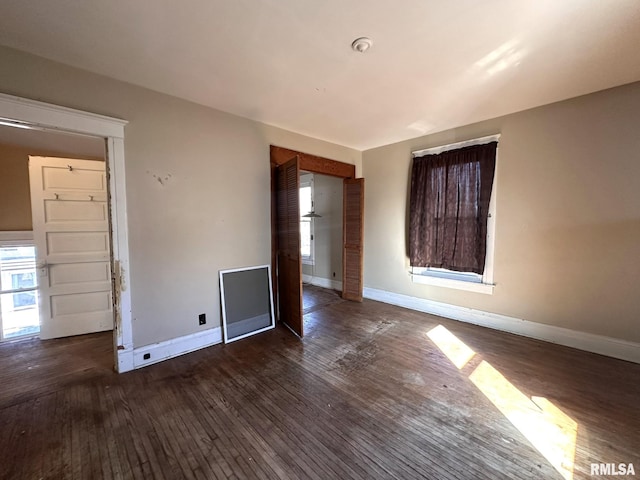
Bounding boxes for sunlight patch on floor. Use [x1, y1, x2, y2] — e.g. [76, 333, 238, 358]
[426, 324, 475, 369]
[427, 325, 577, 480]
[470, 361, 577, 480]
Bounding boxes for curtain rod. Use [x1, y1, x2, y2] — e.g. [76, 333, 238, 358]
[412, 133, 500, 157]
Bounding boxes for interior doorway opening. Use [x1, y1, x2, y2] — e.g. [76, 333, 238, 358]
[299, 171, 344, 292]
[270, 146, 364, 338]
[0, 125, 107, 343]
[0, 93, 132, 372]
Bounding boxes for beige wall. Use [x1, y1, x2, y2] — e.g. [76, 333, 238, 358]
[0, 143, 33, 231]
[362, 81, 640, 343]
[0, 143, 103, 231]
[0, 46, 361, 347]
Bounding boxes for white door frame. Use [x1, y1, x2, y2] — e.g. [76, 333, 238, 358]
[0, 93, 134, 372]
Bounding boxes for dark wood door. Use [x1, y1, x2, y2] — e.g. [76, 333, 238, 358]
[276, 157, 304, 336]
[342, 178, 364, 302]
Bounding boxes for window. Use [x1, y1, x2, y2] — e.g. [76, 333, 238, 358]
[11, 271, 37, 308]
[0, 238, 40, 340]
[408, 135, 499, 294]
[300, 175, 314, 264]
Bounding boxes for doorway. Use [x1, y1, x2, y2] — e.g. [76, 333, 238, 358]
[270, 146, 364, 338]
[299, 171, 343, 309]
[0, 128, 106, 342]
[0, 93, 132, 372]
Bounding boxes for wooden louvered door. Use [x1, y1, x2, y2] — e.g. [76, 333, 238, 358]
[342, 178, 364, 302]
[276, 157, 304, 337]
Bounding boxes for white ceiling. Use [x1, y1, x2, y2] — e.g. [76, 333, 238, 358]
[1, 0, 639, 150]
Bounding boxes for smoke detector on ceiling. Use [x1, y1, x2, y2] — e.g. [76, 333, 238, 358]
[351, 37, 372, 53]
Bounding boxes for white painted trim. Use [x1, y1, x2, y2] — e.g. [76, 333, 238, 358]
[0, 93, 126, 138]
[363, 287, 640, 364]
[117, 349, 134, 373]
[133, 327, 222, 368]
[107, 137, 134, 371]
[483, 147, 498, 285]
[411, 273, 494, 294]
[412, 133, 501, 157]
[303, 274, 343, 291]
[0, 231, 34, 243]
[0, 92, 133, 372]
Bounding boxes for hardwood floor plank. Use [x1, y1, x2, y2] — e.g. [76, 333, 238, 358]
[232, 342, 422, 479]
[115, 386, 162, 480]
[183, 384, 285, 480]
[216, 359, 363, 480]
[1, 286, 639, 479]
[98, 387, 131, 480]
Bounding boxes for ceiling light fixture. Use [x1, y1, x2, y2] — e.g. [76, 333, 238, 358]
[302, 211, 322, 218]
[351, 37, 372, 53]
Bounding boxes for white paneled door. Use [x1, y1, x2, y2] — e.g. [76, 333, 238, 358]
[29, 156, 113, 339]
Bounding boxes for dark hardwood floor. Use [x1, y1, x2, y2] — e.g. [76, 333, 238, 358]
[1, 286, 639, 479]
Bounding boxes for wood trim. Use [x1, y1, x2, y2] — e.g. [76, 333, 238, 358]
[270, 160, 279, 322]
[270, 145, 355, 179]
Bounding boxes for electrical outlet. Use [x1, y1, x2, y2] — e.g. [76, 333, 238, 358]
[199, 313, 206, 325]
[143, 353, 150, 360]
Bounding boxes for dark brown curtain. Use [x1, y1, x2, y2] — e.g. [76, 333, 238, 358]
[409, 142, 497, 274]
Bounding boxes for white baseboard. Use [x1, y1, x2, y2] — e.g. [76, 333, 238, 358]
[116, 349, 134, 373]
[133, 327, 222, 369]
[363, 287, 640, 364]
[303, 274, 342, 291]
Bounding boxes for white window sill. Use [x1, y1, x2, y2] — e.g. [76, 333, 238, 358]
[302, 258, 314, 266]
[411, 273, 494, 295]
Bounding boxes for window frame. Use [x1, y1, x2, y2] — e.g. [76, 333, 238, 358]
[409, 135, 499, 295]
[0, 231, 39, 341]
[299, 175, 315, 265]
